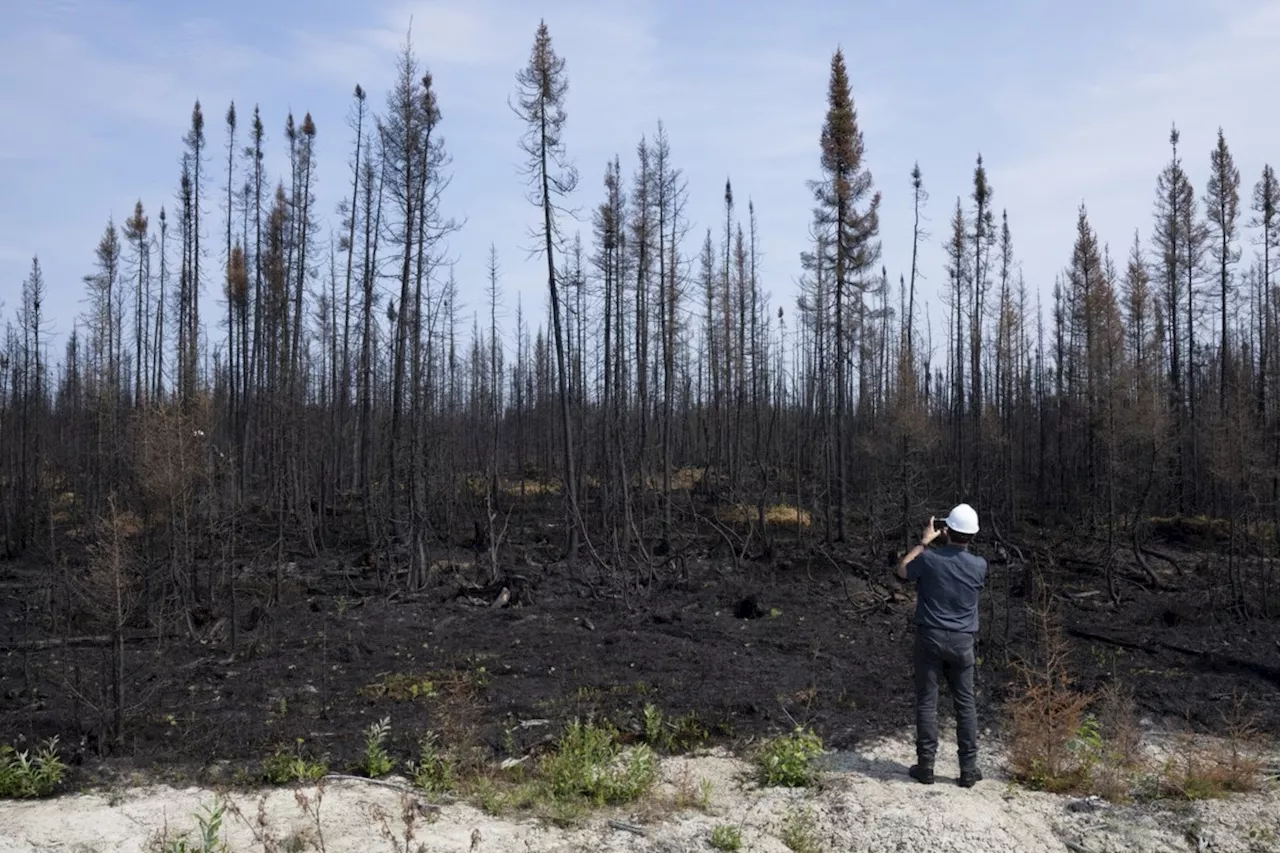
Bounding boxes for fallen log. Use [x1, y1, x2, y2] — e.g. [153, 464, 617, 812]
[323, 773, 438, 803]
[1067, 627, 1280, 688]
[1, 632, 183, 652]
[1131, 521, 1184, 576]
[1129, 526, 1165, 589]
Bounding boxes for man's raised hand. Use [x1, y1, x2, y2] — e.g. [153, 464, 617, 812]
[920, 517, 942, 547]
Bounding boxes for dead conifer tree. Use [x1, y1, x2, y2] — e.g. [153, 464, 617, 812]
[807, 46, 881, 541]
[512, 20, 584, 560]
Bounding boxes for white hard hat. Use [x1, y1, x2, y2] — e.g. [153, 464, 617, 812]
[945, 503, 979, 534]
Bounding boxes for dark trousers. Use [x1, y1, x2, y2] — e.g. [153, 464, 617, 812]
[913, 625, 979, 772]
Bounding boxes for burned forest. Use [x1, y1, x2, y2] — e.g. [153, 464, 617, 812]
[2, 30, 1279, 794]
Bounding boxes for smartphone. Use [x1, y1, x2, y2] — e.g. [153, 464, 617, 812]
[933, 517, 946, 532]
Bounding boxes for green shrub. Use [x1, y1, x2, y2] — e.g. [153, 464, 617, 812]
[756, 727, 824, 787]
[711, 823, 743, 851]
[362, 716, 395, 778]
[407, 732, 456, 795]
[541, 719, 657, 806]
[0, 737, 66, 798]
[643, 703, 664, 746]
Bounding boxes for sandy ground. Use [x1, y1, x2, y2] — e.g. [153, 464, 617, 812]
[2, 731, 1278, 853]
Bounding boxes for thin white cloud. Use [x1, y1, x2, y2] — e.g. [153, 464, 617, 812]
[0, 3, 276, 325]
[17, 0, 1270, 365]
[2, 0, 901, 338]
[279, 0, 867, 326]
[989, 0, 1280, 290]
[287, 0, 585, 87]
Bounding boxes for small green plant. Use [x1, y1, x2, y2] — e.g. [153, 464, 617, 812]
[363, 716, 395, 778]
[756, 727, 824, 787]
[0, 737, 66, 798]
[698, 776, 715, 811]
[779, 805, 821, 853]
[1065, 714, 1105, 785]
[1247, 825, 1277, 844]
[360, 673, 438, 701]
[643, 703, 664, 746]
[641, 704, 709, 752]
[711, 823, 743, 851]
[500, 723, 517, 758]
[159, 801, 230, 853]
[407, 732, 455, 795]
[466, 773, 544, 818]
[668, 712, 710, 751]
[540, 719, 657, 806]
[471, 776, 505, 816]
[262, 739, 328, 784]
[671, 766, 711, 811]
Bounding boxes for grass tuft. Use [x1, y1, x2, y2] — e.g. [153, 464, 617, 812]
[779, 804, 822, 853]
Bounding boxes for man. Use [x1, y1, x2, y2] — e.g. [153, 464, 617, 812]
[895, 502, 987, 787]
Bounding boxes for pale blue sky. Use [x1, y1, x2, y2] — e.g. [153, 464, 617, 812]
[2, 0, 1278, 367]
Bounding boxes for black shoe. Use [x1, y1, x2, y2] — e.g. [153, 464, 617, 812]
[958, 769, 983, 788]
[909, 764, 935, 785]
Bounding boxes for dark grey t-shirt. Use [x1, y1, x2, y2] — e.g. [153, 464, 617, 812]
[906, 545, 988, 633]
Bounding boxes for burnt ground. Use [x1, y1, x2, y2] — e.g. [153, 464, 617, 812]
[2, 509, 1279, 787]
